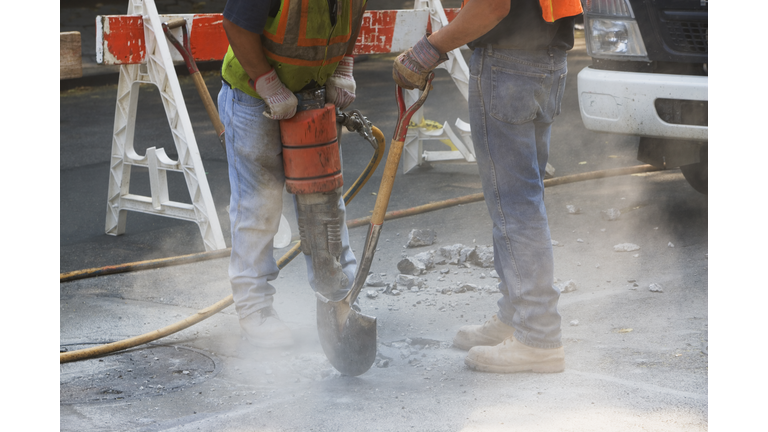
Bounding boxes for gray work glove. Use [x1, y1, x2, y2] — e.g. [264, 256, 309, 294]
[250, 68, 298, 120]
[392, 36, 447, 90]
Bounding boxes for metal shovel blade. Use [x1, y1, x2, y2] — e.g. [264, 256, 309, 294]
[316, 293, 377, 376]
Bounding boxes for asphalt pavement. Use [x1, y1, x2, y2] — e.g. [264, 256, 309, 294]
[59, 3, 709, 431]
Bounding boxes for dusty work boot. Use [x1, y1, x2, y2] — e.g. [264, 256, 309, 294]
[239, 307, 294, 348]
[453, 315, 516, 350]
[465, 336, 565, 373]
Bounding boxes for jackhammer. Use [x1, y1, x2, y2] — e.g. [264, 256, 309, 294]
[279, 87, 376, 300]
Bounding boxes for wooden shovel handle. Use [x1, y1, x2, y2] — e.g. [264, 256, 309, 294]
[370, 139, 404, 225]
[191, 72, 225, 140]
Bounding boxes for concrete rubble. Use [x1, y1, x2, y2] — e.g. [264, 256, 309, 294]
[406, 228, 436, 248]
[556, 280, 578, 293]
[566, 204, 582, 214]
[649, 282, 664, 293]
[468, 245, 494, 268]
[397, 257, 426, 275]
[365, 272, 387, 287]
[614, 243, 641, 252]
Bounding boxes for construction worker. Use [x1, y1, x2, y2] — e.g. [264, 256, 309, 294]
[393, 0, 583, 373]
[218, 0, 366, 348]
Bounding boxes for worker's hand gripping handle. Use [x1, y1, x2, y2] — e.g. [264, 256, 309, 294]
[370, 74, 435, 225]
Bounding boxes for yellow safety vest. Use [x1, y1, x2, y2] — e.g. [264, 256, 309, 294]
[222, 0, 366, 99]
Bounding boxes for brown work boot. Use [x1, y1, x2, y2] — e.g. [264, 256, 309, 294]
[465, 336, 565, 373]
[453, 315, 516, 350]
[239, 307, 294, 348]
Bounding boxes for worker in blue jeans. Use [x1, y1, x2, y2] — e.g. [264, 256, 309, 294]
[393, 0, 582, 373]
[218, 0, 366, 348]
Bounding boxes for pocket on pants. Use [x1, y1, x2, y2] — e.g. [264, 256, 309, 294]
[490, 66, 545, 125]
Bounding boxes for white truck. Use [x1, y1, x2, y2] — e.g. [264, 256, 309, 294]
[577, 0, 708, 193]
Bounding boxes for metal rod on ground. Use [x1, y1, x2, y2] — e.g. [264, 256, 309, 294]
[60, 164, 663, 283]
[345, 164, 662, 228]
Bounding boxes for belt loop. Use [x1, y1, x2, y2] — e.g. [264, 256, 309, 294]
[486, 44, 493, 56]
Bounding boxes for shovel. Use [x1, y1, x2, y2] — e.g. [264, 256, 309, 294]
[316, 74, 436, 376]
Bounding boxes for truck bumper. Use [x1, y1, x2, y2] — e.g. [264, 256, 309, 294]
[577, 67, 708, 141]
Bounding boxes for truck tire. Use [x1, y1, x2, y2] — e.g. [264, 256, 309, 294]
[680, 146, 708, 195]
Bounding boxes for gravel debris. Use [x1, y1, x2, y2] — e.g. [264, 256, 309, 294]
[566, 205, 582, 214]
[396, 274, 424, 289]
[557, 280, 577, 293]
[570, 320, 579, 326]
[614, 243, 640, 252]
[649, 283, 664, 293]
[365, 272, 386, 287]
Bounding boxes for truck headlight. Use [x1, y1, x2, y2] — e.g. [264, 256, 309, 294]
[584, 0, 649, 61]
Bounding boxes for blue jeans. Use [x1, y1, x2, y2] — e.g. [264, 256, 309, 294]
[218, 82, 357, 320]
[468, 46, 568, 349]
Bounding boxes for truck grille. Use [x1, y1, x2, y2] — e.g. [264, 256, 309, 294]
[664, 20, 707, 54]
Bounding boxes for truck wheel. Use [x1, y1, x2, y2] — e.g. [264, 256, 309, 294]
[680, 146, 708, 194]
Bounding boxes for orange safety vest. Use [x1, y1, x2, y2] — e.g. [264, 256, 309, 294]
[460, 0, 583, 23]
[539, 0, 583, 22]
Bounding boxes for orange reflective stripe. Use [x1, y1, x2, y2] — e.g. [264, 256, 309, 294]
[263, 0, 292, 43]
[539, 0, 583, 22]
[264, 50, 346, 67]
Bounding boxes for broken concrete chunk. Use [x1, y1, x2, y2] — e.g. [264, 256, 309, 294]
[366, 290, 379, 299]
[601, 208, 622, 221]
[439, 244, 473, 265]
[668, 242, 675, 248]
[490, 270, 499, 279]
[566, 205, 582, 214]
[614, 243, 641, 252]
[413, 250, 436, 269]
[406, 229, 437, 248]
[460, 283, 478, 292]
[365, 272, 386, 287]
[649, 283, 664, 293]
[396, 274, 424, 289]
[469, 245, 494, 268]
[557, 280, 577, 293]
[397, 257, 426, 275]
[551, 240, 564, 247]
[569, 320, 579, 326]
